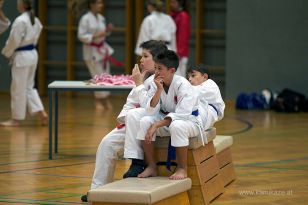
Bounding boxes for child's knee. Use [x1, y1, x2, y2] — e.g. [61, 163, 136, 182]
[126, 108, 146, 121]
[169, 120, 186, 135]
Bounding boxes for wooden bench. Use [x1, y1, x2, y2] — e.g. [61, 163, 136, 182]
[101, 129, 236, 205]
[154, 128, 225, 205]
[213, 135, 236, 187]
[88, 177, 192, 205]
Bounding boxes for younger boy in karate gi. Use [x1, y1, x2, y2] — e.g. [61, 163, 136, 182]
[187, 64, 225, 140]
[81, 40, 167, 202]
[136, 49, 200, 180]
[187, 64, 225, 127]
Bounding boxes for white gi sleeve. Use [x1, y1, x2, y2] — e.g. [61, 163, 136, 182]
[166, 82, 198, 121]
[78, 15, 93, 44]
[197, 80, 225, 120]
[135, 17, 151, 55]
[168, 16, 177, 52]
[0, 18, 10, 35]
[34, 18, 43, 45]
[132, 82, 157, 108]
[117, 88, 139, 123]
[2, 19, 25, 58]
[146, 98, 160, 115]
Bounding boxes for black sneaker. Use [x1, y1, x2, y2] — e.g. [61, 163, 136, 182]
[123, 159, 145, 178]
[81, 194, 88, 202]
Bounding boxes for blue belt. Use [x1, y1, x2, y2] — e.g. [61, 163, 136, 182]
[166, 109, 199, 171]
[209, 104, 218, 115]
[191, 109, 199, 116]
[15, 44, 35, 51]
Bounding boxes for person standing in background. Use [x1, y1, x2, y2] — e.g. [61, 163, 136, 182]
[1, 0, 48, 127]
[78, 0, 114, 111]
[170, 0, 190, 77]
[135, 0, 176, 56]
[0, 0, 10, 34]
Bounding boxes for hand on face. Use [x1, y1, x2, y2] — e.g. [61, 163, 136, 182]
[154, 72, 164, 90]
[131, 64, 144, 86]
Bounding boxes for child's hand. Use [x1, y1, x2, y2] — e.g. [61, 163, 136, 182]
[132, 64, 143, 86]
[106, 23, 114, 32]
[93, 30, 106, 38]
[145, 124, 157, 144]
[154, 72, 163, 91]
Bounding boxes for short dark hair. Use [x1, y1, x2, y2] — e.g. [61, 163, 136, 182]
[147, 0, 164, 12]
[175, 0, 190, 13]
[187, 64, 211, 79]
[88, 0, 99, 8]
[139, 40, 168, 57]
[154, 49, 179, 70]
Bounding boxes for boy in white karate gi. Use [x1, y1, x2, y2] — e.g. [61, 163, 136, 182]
[0, 0, 10, 34]
[187, 64, 225, 131]
[81, 40, 167, 202]
[135, 0, 176, 56]
[78, 0, 114, 110]
[136, 49, 200, 180]
[1, 0, 48, 127]
[124, 63, 225, 180]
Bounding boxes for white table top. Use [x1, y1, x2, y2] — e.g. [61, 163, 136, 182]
[48, 81, 135, 90]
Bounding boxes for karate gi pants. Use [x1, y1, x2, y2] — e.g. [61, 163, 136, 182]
[11, 64, 45, 120]
[136, 115, 200, 147]
[85, 59, 110, 99]
[91, 127, 125, 189]
[123, 108, 147, 160]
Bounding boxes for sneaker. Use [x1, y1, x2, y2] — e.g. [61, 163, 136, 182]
[81, 194, 88, 202]
[123, 160, 145, 178]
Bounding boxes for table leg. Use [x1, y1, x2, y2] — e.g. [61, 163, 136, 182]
[48, 89, 53, 160]
[55, 91, 58, 153]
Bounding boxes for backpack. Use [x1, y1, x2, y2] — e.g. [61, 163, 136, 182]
[236, 92, 268, 110]
[271, 89, 306, 112]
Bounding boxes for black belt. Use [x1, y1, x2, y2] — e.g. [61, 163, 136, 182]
[160, 109, 199, 116]
[160, 109, 169, 115]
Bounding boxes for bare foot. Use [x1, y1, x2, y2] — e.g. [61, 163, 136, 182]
[169, 168, 187, 180]
[39, 111, 48, 126]
[106, 100, 113, 110]
[137, 166, 157, 178]
[102, 99, 113, 110]
[0, 119, 20, 127]
[95, 101, 105, 111]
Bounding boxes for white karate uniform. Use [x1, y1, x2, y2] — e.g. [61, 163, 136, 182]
[90, 75, 156, 189]
[0, 17, 10, 34]
[1, 12, 44, 120]
[78, 11, 114, 99]
[194, 79, 225, 130]
[135, 11, 176, 56]
[175, 57, 188, 77]
[136, 75, 200, 147]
